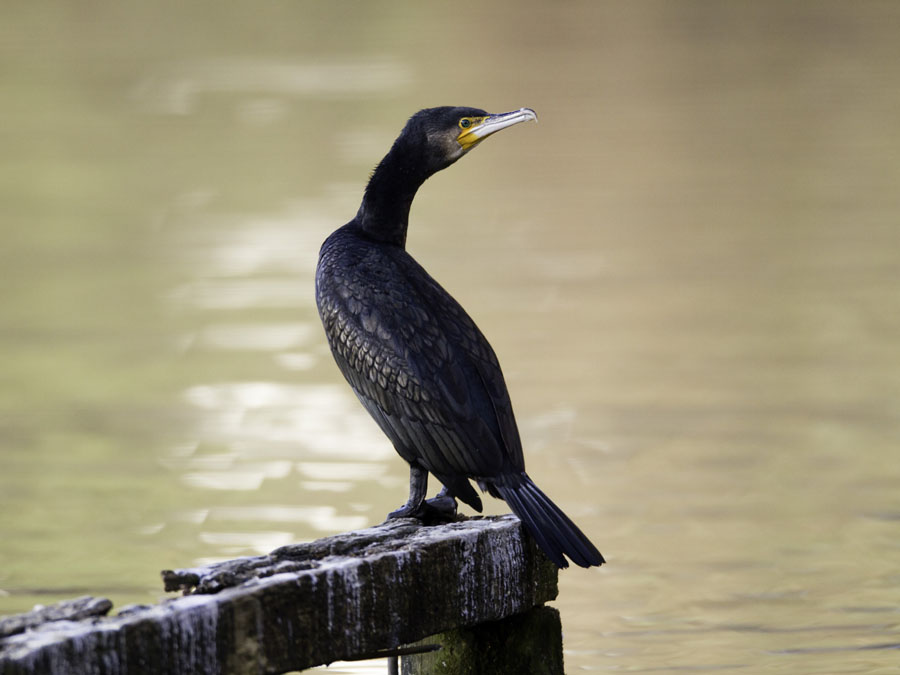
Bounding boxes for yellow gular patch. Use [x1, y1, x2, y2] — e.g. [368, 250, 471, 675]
[456, 117, 488, 149]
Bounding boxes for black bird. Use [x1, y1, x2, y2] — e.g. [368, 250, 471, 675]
[315, 107, 604, 568]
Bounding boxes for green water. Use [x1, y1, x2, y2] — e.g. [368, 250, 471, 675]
[2, 1, 900, 672]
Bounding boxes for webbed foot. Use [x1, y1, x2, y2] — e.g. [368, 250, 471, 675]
[387, 502, 423, 520]
[423, 488, 458, 520]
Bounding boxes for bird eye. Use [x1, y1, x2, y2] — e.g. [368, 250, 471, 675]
[459, 118, 472, 129]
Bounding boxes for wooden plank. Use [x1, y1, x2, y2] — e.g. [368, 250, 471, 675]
[0, 515, 557, 675]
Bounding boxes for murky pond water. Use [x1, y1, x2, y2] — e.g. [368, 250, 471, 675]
[2, 1, 900, 672]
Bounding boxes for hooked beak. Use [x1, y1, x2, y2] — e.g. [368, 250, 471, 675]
[457, 107, 538, 152]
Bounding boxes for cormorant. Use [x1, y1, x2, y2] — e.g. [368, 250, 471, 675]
[315, 107, 604, 568]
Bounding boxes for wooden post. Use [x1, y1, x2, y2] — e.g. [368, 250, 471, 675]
[401, 606, 564, 675]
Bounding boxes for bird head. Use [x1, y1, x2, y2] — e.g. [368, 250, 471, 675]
[400, 106, 538, 174]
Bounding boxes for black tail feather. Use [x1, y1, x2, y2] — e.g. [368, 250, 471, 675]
[498, 482, 568, 567]
[493, 475, 604, 569]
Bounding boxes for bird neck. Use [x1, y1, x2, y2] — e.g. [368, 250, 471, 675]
[357, 137, 434, 248]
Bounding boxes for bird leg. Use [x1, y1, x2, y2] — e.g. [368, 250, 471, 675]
[387, 464, 429, 519]
[386, 467, 458, 522]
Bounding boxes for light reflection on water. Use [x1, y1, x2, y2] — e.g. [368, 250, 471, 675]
[180, 382, 393, 458]
[132, 58, 413, 115]
[169, 209, 324, 278]
[170, 278, 308, 310]
[197, 531, 295, 557]
[158, 176, 403, 572]
[308, 660, 388, 675]
[195, 322, 314, 351]
[167, 380, 396, 551]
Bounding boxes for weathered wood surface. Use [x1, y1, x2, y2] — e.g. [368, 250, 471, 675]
[0, 597, 113, 640]
[0, 515, 558, 675]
